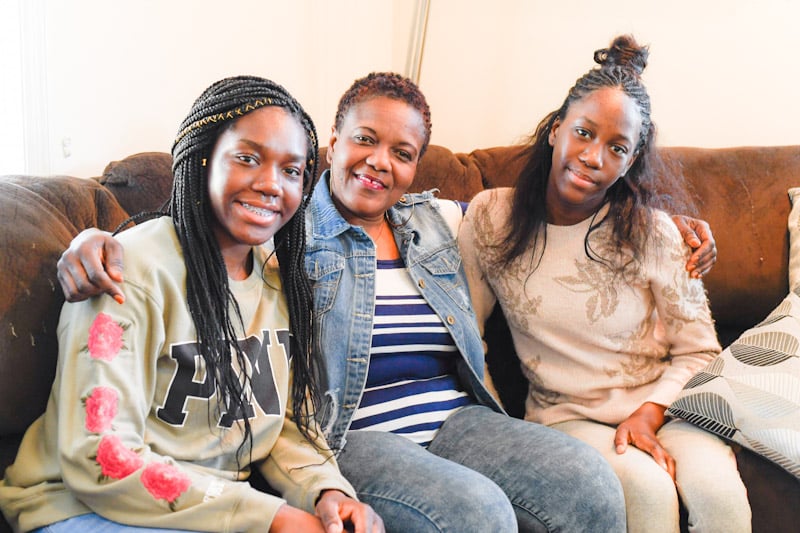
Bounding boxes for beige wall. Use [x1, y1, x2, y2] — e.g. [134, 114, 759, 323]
[2, 0, 799, 177]
[421, 0, 800, 152]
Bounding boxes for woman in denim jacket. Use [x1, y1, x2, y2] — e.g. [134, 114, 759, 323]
[56, 72, 718, 533]
[302, 72, 627, 533]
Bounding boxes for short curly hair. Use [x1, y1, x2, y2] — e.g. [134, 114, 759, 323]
[334, 72, 432, 158]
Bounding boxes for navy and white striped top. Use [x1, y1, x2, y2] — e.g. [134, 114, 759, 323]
[349, 258, 473, 447]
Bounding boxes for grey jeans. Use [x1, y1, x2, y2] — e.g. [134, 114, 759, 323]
[336, 404, 627, 533]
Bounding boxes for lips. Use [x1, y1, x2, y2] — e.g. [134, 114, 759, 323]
[354, 172, 387, 191]
[568, 167, 596, 186]
[240, 201, 279, 220]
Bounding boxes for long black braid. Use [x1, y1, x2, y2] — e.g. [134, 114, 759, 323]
[168, 75, 321, 466]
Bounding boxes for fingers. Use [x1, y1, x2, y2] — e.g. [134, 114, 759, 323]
[616, 427, 677, 482]
[317, 492, 384, 533]
[99, 239, 126, 303]
[687, 242, 717, 279]
[614, 426, 628, 454]
[319, 510, 343, 533]
[316, 491, 344, 533]
[680, 227, 702, 249]
[56, 229, 124, 303]
[675, 216, 717, 279]
[649, 446, 677, 482]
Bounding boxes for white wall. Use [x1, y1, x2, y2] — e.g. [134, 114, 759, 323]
[2, 0, 418, 176]
[0, 0, 25, 174]
[420, 0, 800, 152]
[3, 0, 799, 177]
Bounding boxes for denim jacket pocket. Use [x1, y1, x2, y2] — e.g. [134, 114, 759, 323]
[417, 248, 474, 312]
[305, 250, 345, 314]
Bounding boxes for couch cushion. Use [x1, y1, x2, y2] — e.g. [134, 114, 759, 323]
[95, 151, 173, 218]
[667, 289, 800, 479]
[0, 176, 130, 435]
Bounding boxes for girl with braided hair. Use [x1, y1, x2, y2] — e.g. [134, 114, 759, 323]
[459, 35, 751, 532]
[0, 75, 382, 533]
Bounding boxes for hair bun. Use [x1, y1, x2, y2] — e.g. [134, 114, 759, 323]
[593, 34, 649, 76]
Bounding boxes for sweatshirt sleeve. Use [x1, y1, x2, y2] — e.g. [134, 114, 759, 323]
[258, 408, 356, 513]
[645, 211, 722, 407]
[51, 286, 286, 533]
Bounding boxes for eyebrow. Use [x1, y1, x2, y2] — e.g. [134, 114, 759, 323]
[577, 117, 635, 146]
[355, 126, 420, 152]
[240, 138, 307, 162]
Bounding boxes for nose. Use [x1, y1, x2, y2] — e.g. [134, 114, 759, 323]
[365, 145, 390, 171]
[579, 142, 603, 169]
[255, 164, 283, 198]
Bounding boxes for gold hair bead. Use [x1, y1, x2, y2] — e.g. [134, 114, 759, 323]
[201, 158, 207, 167]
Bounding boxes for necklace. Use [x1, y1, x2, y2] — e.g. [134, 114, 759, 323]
[370, 214, 389, 243]
[373, 219, 386, 243]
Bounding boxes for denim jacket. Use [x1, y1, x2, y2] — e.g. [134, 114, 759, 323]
[305, 171, 503, 452]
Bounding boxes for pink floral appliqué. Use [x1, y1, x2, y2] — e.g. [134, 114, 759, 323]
[141, 462, 191, 509]
[83, 386, 118, 433]
[95, 434, 143, 480]
[87, 312, 125, 361]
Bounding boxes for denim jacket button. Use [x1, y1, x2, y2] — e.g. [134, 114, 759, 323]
[446, 315, 455, 325]
[418, 279, 426, 289]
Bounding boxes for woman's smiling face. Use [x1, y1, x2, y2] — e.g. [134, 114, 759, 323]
[326, 96, 426, 226]
[546, 86, 641, 225]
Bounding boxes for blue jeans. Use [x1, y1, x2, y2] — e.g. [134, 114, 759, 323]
[32, 514, 198, 533]
[337, 404, 626, 533]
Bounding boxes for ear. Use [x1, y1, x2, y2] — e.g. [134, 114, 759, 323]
[548, 117, 561, 147]
[326, 126, 337, 164]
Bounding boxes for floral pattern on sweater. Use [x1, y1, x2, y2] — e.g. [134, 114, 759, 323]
[84, 312, 190, 508]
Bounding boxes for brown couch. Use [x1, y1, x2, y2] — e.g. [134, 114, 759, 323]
[1, 145, 797, 532]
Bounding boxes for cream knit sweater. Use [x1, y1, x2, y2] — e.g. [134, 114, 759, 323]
[459, 188, 720, 426]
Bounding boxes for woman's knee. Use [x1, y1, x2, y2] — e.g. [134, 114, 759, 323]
[362, 470, 517, 533]
[339, 431, 517, 532]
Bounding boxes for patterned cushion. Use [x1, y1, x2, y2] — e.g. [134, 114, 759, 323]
[667, 289, 800, 479]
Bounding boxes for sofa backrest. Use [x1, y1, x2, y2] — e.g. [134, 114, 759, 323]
[0, 157, 176, 441]
[660, 146, 800, 344]
[0, 176, 131, 435]
[3, 143, 798, 438]
[323, 143, 800, 346]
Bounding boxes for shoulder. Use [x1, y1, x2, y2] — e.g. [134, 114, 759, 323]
[645, 209, 693, 268]
[651, 209, 684, 245]
[463, 188, 513, 237]
[465, 187, 513, 216]
[459, 189, 514, 254]
[116, 216, 175, 246]
[395, 190, 466, 237]
[117, 217, 184, 275]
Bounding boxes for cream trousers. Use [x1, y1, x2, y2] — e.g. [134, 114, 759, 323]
[551, 418, 751, 533]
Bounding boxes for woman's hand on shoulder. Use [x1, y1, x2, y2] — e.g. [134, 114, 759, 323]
[670, 215, 717, 278]
[316, 489, 384, 533]
[613, 402, 676, 482]
[57, 228, 125, 303]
